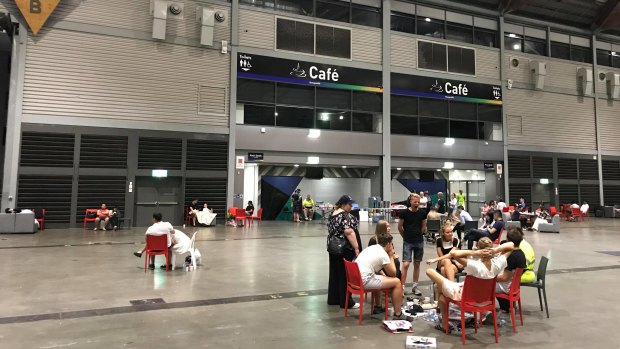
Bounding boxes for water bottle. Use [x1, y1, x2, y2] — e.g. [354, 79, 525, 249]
[499, 314, 506, 327]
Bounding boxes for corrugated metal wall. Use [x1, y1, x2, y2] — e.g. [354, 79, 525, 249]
[504, 89, 596, 150]
[23, 28, 230, 127]
[475, 48, 500, 80]
[598, 100, 620, 152]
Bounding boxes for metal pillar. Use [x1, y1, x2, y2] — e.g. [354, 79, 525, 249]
[499, 17, 510, 201]
[1, 21, 27, 210]
[591, 35, 605, 206]
[381, 0, 391, 203]
[226, 0, 239, 208]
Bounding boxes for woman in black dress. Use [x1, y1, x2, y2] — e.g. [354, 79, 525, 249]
[326, 195, 363, 309]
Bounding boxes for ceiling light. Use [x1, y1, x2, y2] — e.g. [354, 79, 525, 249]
[508, 33, 517, 38]
[425, 17, 431, 22]
[294, 164, 299, 167]
[274, 112, 278, 116]
[466, 170, 471, 173]
[443, 162, 454, 169]
[513, 44, 521, 50]
[396, 167, 402, 171]
[593, 155, 597, 160]
[339, 115, 344, 120]
[612, 51, 617, 56]
[319, 113, 330, 121]
[436, 169, 441, 172]
[308, 129, 321, 138]
[444, 138, 455, 146]
[307, 156, 319, 165]
[540, 178, 549, 184]
[342, 165, 347, 169]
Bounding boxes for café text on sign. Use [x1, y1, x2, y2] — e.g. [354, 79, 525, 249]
[14, 0, 61, 35]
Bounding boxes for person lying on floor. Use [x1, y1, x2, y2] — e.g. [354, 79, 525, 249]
[133, 212, 174, 269]
[425, 238, 515, 322]
[355, 231, 407, 320]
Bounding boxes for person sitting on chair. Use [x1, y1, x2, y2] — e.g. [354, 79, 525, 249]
[435, 223, 462, 281]
[495, 226, 527, 313]
[109, 207, 120, 231]
[245, 201, 255, 216]
[425, 238, 515, 323]
[354, 231, 407, 320]
[188, 199, 199, 226]
[133, 212, 175, 270]
[463, 210, 504, 250]
[94, 204, 110, 231]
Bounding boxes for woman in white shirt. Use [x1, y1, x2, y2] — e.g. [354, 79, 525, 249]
[449, 193, 457, 214]
[419, 191, 428, 209]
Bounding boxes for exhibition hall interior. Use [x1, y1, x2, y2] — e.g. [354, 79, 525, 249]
[1, 0, 620, 348]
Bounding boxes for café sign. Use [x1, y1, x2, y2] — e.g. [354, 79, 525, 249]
[14, 0, 61, 35]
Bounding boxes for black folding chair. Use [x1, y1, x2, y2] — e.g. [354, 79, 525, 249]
[426, 219, 441, 243]
[521, 255, 550, 318]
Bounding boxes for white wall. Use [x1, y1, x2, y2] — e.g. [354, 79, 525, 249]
[297, 178, 371, 205]
[243, 163, 259, 208]
[391, 179, 411, 203]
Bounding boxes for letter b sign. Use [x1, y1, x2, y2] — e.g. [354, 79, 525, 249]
[30, 0, 41, 13]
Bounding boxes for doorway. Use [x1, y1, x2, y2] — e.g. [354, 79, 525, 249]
[449, 180, 486, 217]
[134, 177, 182, 227]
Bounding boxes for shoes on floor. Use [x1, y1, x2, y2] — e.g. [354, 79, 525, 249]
[372, 306, 386, 314]
[93, 228, 97, 231]
[392, 312, 408, 320]
[160, 264, 172, 269]
[347, 303, 360, 310]
[412, 286, 423, 296]
[148, 264, 155, 270]
[133, 252, 142, 258]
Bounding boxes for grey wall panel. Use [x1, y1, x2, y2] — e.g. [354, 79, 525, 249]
[239, 9, 275, 50]
[504, 89, 596, 150]
[236, 125, 383, 156]
[476, 48, 500, 80]
[22, 28, 230, 128]
[598, 100, 620, 153]
[391, 33, 416, 68]
[352, 27, 382, 64]
[391, 135, 503, 161]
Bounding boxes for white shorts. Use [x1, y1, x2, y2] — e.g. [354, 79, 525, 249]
[442, 280, 464, 301]
[363, 274, 384, 290]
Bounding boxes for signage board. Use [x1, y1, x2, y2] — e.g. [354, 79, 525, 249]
[484, 162, 494, 170]
[14, 0, 61, 35]
[392, 73, 502, 104]
[237, 52, 382, 92]
[236, 156, 245, 169]
[248, 152, 264, 162]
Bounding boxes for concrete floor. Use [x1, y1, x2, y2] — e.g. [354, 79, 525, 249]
[0, 218, 619, 348]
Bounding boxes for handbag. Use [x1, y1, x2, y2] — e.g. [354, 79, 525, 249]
[327, 233, 350, 255]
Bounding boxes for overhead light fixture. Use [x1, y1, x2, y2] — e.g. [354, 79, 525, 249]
[444, 138, 455, 146]
[513, 44, 521, 50]
[425, 17, 431, 22]
[342, 165, 347, 169]
[593, 155, 597, 160]
[294, 164, 299, 167]
[339, 115, 344, 120]
[319, 113, 330, 121]
[274, 112, 278, 116]
[508, 33, 517, 38]
[540, 178, 549, 184]
[396, 167, 402, 171]
[466, 170, 471, 173]
[436, 169, 442, 172]
[443, 162, 454, 169]
[612, 51, 617, 56]
[308, 129, 321, 138]
[307, 156, 319, 165]
[152, 169, 168, 178]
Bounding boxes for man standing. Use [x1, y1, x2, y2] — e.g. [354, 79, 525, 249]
[398, 193, 428, 296]
[456, 190, 466, 209]
[94, 203, 110, 231]
[436, 192, 446, 214]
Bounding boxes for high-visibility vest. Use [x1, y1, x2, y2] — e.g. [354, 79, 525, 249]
[520, 240, 536, 283]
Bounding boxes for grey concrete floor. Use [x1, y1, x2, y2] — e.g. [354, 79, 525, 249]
[0, 218, 619, 348]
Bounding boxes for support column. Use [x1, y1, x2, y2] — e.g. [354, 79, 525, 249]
[499, 17, 509, 202]
[381, 0, 391, 203]
[591, 35, 605, 206]
[1, 21, 27, 210]
[226, 0, 239, 208]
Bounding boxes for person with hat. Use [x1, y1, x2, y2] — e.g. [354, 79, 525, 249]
[327, 195, 363, 309]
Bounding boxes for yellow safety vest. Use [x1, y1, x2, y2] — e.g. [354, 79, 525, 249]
[520, 240, 536, 283]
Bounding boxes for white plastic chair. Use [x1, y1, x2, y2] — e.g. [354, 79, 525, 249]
[171, 231, 198, 270]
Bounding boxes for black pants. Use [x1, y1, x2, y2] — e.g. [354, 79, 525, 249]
[454, 223, 464, 241]
[497, 297, 510, 311]
[110, 216, 119, 228]
[327, 248, 356, 308]
[463, 229, 489, 250]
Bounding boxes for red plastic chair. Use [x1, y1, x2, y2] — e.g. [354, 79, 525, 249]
[508, 205, 515, 212]
[493, 228, 503, 245]
[228, 207, 237, 218]
[251, 208, 263, 224]
[33, 208, 45, 230]
[343, 259, 390, 325]
[582, 209, 590, 221]
[83, 209, 98, 230]
[570, 207, 582, 222]
[144, 234, 169, 272]
[445, 275, 499, 345]
[502, 207, 509, 213]
[496, 268, 524, 333]
[549, 206, 557, 217]
[235, 208, 251, 226]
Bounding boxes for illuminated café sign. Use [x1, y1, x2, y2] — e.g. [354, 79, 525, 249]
[14, 0, 61, 35]
[392, 73, 502, 105]
[237, 52, 383, 92]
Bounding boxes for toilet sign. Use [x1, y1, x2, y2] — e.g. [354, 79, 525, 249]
[14, 0, 61, 35]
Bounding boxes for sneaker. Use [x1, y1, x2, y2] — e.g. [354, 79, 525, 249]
[113, 226, 118, 231]
[133, 252, 142, 258]
[412, 286, 422, 296]
[372, 306, 385, 315]
[348, 303, 360, 309]
[393, 312, 408, 320]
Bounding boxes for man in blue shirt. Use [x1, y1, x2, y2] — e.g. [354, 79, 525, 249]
[463, 210, 505, 249]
